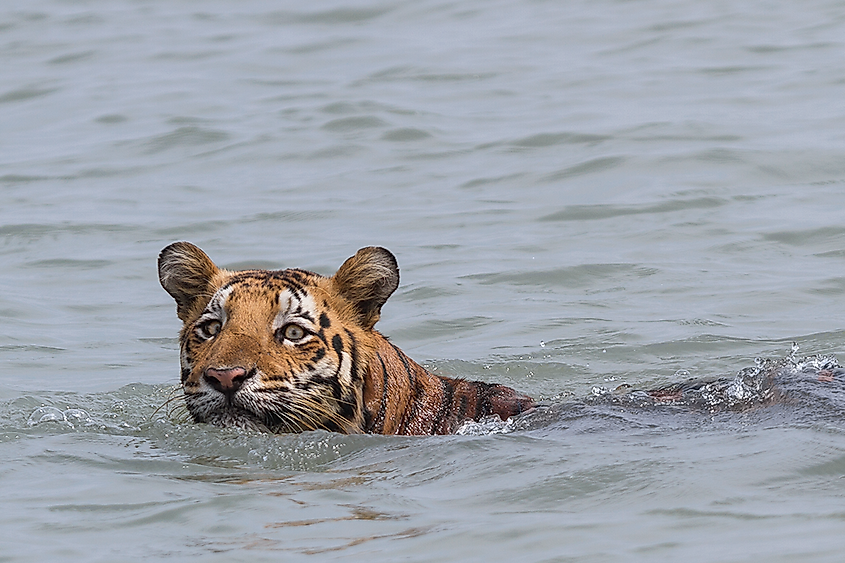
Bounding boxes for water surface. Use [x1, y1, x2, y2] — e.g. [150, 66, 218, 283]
[3, 0, 845, 561]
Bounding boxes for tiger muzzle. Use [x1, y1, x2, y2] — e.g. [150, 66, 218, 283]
[204, 367, 253, 396]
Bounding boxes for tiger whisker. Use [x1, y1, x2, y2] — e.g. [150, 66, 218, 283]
[151, 387, 186, 420]
[285, 396, 356, 433]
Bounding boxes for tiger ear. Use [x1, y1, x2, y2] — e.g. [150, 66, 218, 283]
[158, 242, 221, 322]
[332, 247, 399, 329]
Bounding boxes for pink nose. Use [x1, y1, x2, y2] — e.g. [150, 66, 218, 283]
[204, 367, 249, 393]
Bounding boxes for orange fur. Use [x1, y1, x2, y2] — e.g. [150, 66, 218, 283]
[158, 242, 534, 435]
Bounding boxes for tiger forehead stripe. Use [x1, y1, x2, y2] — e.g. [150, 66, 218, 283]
[268, 268, 317, 297]
[202, 286, 233, 318]
[275, 287, 319, 328]
[219, 269, 316, 293]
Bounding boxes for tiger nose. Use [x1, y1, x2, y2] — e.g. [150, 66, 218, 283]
[204, 367, 250, 394]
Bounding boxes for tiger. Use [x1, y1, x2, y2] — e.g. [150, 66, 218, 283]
[158, 242, 535, 435]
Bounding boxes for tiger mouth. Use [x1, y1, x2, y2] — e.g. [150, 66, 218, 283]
[187, 393, 311, 433]
[200, 407, 274, 433]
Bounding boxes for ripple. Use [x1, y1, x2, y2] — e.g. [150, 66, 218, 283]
[23, 258, 112, 270]
[539, 197, 727, 221]
[0, 86, 58, 103]
[0, 223, 134, 240]
[143, 126, 231, 153]
[542, 156, 626, 181]
[464, 264, 660, 288]
[390, 316, 501, 340]
[763, 226, 845, 246]
[381, 128, 432, 142]
[95, 114, 128, 124]
[510, 132, 611, 148]
[47, 51, 94, 65]
[322, 116, 388, 132]
[0, 174, 50, 183]
[263, 6, 395, 25]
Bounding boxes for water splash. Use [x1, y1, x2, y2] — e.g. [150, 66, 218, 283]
[27, 406, 68, 425]
[28, 406, 100, 427]
[12, 351, 845, 443]
[26, 405, 128, 431]
[579, 351, 844, 415]
[456, 415, 518, 436]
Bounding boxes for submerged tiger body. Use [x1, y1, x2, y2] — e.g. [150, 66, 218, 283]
[158, 243, 534, 435]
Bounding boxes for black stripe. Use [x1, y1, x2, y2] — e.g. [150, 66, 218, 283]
[431, 378, 453, 434]
[363, 408, 373, 431]
[332, 334, 344, 358]
[326, 334, 347, 405]
[221, 271, 277, 289]
[181, 367, 191, 383]
[322, 419, 341, 433]
[315, 329, 328, 346]
[285, 268, 315, 283]
[329, 355, 344, 401]
[339, 394, 356, 420]
[344, 329, 361, 383]
[400, 377, 423, 435]
[457, 393, 469, 421]
[343, 330, 361, 424]
[220, 273, 252, 289]
[372, 352, 390, 432]
[285, 283, 306, 298]
[389, 342, 415, 389]
[220, 271, 316, 299]
[320, 312, 331, 328]
[305, 354, 345, 399]
[475, 381, 491, 419]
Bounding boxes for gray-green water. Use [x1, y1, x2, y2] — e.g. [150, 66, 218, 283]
[3, 0, 845, 561]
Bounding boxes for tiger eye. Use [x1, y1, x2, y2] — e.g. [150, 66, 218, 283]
[203, 320, 221, 338]
[283, 324, 305, 341]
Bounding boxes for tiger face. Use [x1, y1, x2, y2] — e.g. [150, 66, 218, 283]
[158, 242, 398, 433]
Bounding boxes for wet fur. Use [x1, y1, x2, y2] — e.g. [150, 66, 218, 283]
[158, 243, 534, 435]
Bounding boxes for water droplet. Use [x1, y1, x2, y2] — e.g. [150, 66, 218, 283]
[28, 406, 66, 426]
[456, 415, 516, 435]
[64, 408, 90, 422]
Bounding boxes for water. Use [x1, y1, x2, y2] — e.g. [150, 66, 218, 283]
[3, 0, 845, 560]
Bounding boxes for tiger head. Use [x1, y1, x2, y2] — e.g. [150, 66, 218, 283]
[158, 242, 399, 433]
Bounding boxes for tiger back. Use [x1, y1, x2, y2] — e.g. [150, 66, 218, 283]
[158, 242, 534, 435]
